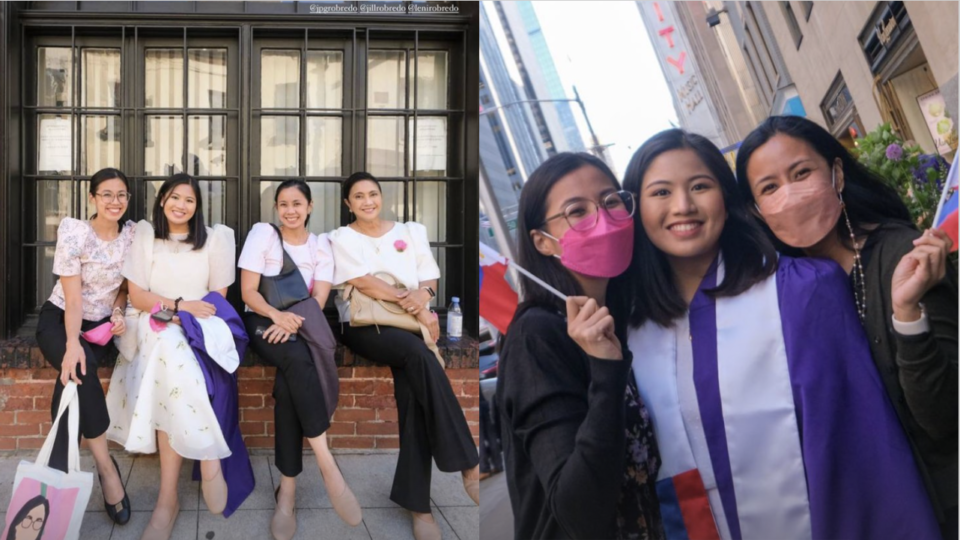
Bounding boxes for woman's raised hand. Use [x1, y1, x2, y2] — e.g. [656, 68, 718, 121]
[566, 296, 622, 360]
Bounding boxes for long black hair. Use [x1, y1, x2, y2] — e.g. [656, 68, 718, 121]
[623, 129, 777, 328]
[6, 494, 48, 540]
[513, 152, 632, 333]
[735, 115, 913, 254]
[274, 179, 313, 225]
[152, 173, 207, 250]
[89, 167, 130, 232]
[341, 172, 381, 223]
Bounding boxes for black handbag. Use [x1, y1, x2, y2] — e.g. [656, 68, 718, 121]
[257, 224, 310, 310]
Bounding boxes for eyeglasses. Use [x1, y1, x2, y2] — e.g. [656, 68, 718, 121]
[94, 191, 130, 203]
[20, 515, 44, 531]
[541, 190, 635, 232]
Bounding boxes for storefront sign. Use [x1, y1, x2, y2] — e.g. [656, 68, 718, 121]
[877, 15, 898, 46]
[916, 89, 958, 154]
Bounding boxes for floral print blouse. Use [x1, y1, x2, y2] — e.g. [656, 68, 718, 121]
[48, 217, 136, 321]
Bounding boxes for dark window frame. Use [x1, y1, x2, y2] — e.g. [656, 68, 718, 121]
[780, 2, 803, 50]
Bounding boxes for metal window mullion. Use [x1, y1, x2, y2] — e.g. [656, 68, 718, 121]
[300, 28, 307, 179]
[351, 29, 357, 190]
[72, 27, 80, 217]
[363, 29, 369, 180]
[412, 30, 418, 223]
[182, 27, 188, 175]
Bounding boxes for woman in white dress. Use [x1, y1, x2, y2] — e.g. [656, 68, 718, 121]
[106, 173, 239, 540]
[329, 172, 480, 540]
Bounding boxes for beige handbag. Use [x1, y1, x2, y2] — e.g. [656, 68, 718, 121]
[344, 272, 445, 367]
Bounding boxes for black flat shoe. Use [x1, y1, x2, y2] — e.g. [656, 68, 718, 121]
[99, 455, 131, 525]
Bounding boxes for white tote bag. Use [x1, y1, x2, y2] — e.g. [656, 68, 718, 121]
[3, 382, 93, 540]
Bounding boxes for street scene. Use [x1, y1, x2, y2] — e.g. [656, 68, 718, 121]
[479, 2, 958, 539]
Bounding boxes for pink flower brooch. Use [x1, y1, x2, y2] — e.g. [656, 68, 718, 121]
[394, 239, 408, 253]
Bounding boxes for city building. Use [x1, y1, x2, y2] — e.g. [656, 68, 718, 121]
[636, 0, 763, 149]
[758, 0, 958, 154]
[0, 0, 479, 339]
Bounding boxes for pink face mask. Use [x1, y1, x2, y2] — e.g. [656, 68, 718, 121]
[756, 169, 842, 248]
[81, 321, 114, 346]
[541, 209, 635, 278]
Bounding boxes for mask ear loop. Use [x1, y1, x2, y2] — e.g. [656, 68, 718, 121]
[536, 230, 563, 260]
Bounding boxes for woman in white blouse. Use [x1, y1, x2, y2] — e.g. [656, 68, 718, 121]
[35, 168, 134, 526]
[239, 179, 360, 540]
[329, 172, 480, 540]
[105, 174, 239, 540]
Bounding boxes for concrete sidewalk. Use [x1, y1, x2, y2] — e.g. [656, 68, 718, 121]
[0, 450, 479, 540]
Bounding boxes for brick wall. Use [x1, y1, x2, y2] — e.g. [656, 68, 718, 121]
[0, 336, 479, 452]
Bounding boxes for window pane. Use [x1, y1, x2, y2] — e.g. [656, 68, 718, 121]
[260, 181, 340, 235]
[432, 246, 446, 306]
[368, 50, 406, 109]
[36, 180, 73, 242]
[145, 49, 183, 108]
[38, 114, 73, 175]
[188, 48, 227, 109]
[409, 116, 447, 176]
[78, 180, 96, 221]
[377, 181, 405, 222]
[306, 51, 343, 109]
[261, 116, 300, 176]
[37, 246, 57, 308]
[82, 48, 120, 108]
[306, 117, 342, 176]
[367, 116, 405, 177]
[410, 181, 446, 242]
[145, 115, 183, 176]
[261, 50, 300, 108]
[38, 47, 72, 107]
[417, 51, 447, 109]
[188, 115, 226, 176]
[146, 180, 225, 226]
[82, 115, 121, 175]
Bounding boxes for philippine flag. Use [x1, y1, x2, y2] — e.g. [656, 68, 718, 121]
[479, 242, 518, 334]
[934, 152, 959, 252]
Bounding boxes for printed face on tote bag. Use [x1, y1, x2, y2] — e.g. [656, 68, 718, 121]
[4, 478, 78, 540]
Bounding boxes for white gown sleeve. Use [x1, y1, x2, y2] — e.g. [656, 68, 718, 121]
[237, 222, 274, 275]
[52, 217, 85, 277]
[329, 227, 371, 286]
[406, 221, 441, 282]
[122, 220, 156, 291]
[207, 225, 237, 291]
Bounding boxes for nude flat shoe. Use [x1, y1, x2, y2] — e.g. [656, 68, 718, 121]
[412, 512, 442, 540]
[139, 501, 179, 540]
[271, 486, 297, 540]
[202, 465, 228, 515]
[328, 481, 362, 526]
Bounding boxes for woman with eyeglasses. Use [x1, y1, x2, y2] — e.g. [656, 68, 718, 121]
[622, 129, 937, 539]
[35, 167, 135, 526]
[497, 153, 664, 540]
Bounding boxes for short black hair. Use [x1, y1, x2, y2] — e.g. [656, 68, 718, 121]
[623, 129, 777, 328]
[89, 167, 130, 231]
[735, 115, 913, 254]
[513, 152, 631, 331]
[274, 179, 313, 225]
[342, 172, 381, 222]
[152, 173, 208, 250]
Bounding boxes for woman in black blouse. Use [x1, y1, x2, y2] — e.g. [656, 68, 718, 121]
[736, 115, 957, 539]
[497, 152, 663, 540]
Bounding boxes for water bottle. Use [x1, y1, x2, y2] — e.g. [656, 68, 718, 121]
[446, 297, 463, 341]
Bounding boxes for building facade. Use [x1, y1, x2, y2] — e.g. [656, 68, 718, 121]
[742, 1, 957, 153]
[0, 0, 479, 339]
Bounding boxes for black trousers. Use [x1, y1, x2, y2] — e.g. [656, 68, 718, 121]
[35, 301, 115, 473]
[243, 312, 330, 478]
[340, 324, 479, 513]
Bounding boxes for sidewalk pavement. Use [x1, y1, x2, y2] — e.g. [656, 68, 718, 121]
[0, 450, 479, 540]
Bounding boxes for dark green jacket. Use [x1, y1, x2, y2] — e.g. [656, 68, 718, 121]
[859, 221, 957, 527]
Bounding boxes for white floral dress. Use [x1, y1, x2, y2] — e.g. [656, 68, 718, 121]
[106, 220, 237, 460]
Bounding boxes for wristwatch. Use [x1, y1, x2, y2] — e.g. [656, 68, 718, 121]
[174, 297, 184, 314]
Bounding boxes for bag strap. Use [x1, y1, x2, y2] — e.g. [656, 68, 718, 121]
[269, 223, 300, 274]
[36, 381, 81, 472]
